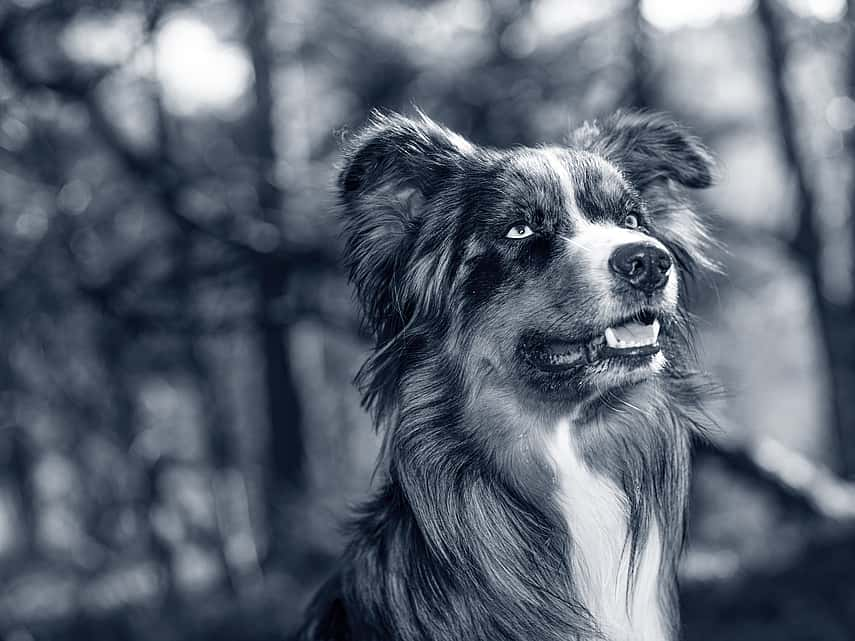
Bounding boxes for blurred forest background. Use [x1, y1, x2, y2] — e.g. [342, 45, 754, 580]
[1, 0, 855, 639]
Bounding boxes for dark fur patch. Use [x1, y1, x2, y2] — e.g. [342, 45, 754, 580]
[570, 111, 716, 190]
[299, 110, 718, 641]
[569, 154, 637, 224]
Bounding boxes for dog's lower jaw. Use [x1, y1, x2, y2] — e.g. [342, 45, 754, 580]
[547, 418, 669, 641]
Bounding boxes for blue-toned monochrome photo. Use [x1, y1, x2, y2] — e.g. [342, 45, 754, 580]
[0, 1, 853, 640]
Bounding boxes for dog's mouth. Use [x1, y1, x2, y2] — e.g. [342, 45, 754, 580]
[525, 310, 662, 371]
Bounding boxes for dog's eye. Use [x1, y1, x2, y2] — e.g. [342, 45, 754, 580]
[623, 214, 639, 229]
[506, 223, 534, 239]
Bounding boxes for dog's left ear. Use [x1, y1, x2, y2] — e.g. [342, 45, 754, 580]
[570, 111, 715, 190]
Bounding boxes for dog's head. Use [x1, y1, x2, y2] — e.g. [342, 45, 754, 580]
[339, 111, 715, 412]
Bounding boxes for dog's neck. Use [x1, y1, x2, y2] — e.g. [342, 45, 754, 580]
[331, 371, 702, 641]
[473, 378, 690, 641]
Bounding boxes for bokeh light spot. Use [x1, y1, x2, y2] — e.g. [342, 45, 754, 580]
[641, 0, 755, 31]
[246, 220, 281, 253]
[154, 14, 252, 115]
[57, 180, 92, 215]
[826, 96, 855, 131]
[15, 206, 48, 240]
[61, 12, 143, 66]
[784, 0, 846, 22]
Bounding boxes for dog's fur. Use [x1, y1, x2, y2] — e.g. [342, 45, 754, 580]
[299, 110, 717, 641]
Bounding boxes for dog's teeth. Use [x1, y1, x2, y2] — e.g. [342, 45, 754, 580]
[605, 327, 619, 348]
[605, 319, 660, 350]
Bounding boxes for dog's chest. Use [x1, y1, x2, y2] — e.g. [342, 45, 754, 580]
[546, 420, 666, 641]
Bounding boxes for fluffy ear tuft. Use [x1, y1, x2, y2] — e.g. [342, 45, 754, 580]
[340, 110, 472, 196]
[338, 111, 472, 344]
[570, 111, 716, 190]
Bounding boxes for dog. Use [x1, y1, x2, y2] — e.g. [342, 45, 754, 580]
[299, 110, 717, 641]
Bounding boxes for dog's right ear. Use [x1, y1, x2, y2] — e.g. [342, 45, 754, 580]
[338, 111, 472, 343]
[570, 111, 715, 191]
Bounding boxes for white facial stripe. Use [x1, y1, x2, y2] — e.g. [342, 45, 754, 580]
[510, 148, 576, 215]
[571, 221, 657, 266]
[541, 147, 576, 207]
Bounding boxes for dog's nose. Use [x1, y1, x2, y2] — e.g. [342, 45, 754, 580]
[608, 243, 672, 293]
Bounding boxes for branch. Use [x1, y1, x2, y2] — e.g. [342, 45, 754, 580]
[698, 437, 855, 520]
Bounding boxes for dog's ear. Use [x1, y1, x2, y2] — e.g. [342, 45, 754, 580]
[338, 111, 472, 342]
[570, 111, 715, 190]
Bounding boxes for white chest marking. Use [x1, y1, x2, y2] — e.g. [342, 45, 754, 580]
[547, 419, 667, 641]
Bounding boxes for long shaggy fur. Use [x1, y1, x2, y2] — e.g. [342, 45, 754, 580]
[299, 109, 718, 641]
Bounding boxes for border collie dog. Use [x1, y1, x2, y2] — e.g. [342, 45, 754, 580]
[302, 110, 717, 641]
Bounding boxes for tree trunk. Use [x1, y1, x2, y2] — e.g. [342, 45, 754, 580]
[755, 0, 855, 477]
[99, 323, 180, 606]
[244, 0, 306, 565]
[9, 426, 37, 556]
[626, 0, 654, 109]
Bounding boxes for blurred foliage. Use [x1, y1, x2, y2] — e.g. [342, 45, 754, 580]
[0, 0, 854, 639]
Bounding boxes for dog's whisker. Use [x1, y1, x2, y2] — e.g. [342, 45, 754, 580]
[559, 234, 589, 250]
[616, 394, 642, 414]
